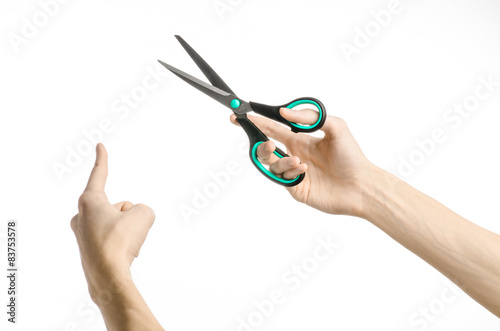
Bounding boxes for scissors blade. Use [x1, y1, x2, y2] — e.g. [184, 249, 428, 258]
[174, 35, 235, 95]
[158, 59, 237, 110]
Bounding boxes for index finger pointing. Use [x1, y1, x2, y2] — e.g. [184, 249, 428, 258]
[84, 143, 108, 192]
[229, 113, 294, 145]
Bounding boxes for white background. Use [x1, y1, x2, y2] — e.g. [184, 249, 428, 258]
[1, 0, 500, 330]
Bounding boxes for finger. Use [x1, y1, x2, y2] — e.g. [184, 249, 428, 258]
[128, 203, 156, 223]
[84, 143, 108, 192]
[256, 141, 279, 165]
[70, 214, 78, 233]
[269, 156, 301, 175]
[279, 107, 319, 125]
[229, 114, 294, 145]
[113, 201, 134, 212]
[282, 163, 307, 180]
[230, 115, 291, 164]
[230, 114, 238, 125]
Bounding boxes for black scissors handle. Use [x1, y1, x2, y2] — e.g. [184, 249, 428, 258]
[159, 35, 325, 187]
[236, 115, 305, 187]
[249, 97, 327, 133]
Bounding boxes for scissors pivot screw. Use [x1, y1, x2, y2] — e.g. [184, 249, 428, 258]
[230, 99, 241, 109]
[157, 35, 326, 186]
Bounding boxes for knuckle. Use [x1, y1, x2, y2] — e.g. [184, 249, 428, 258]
[135, 203, 155, 219]
[78, 193, 91, 208]
[78, 191, 105, 209]
[70, 215, 78, 232]
[269, 162, 278, 174]
[333, 117, 347, 129]
[257, 120, 275, 135]
[270, 160, 284, 174]
[265, 123, 276, 134]
[325, 116, 347, 134]
[259, 156, 271, 164]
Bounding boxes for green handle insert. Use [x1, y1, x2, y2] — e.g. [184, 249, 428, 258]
[251, 142, 301, 185]
[286, 99, 324, 130]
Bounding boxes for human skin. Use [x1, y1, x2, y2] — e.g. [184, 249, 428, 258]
[70, 107, 499, 330]
[230, 108, 500, 317]
[70, 144, 164, 331]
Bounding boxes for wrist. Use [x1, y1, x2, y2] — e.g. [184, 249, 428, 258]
[86, 263, 164, 331]
[83, 257, 133, 307]
[357, 164, 401, 222]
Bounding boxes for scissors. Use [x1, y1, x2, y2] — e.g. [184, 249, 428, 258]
[158, 35, 327, 187]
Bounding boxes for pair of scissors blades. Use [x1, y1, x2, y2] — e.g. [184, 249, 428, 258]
[158, 35, 326, 187]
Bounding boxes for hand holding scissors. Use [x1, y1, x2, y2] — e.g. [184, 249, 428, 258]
[158, 35, 326, 187]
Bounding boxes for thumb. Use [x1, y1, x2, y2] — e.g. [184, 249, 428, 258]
[279, 107, 319, 126]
